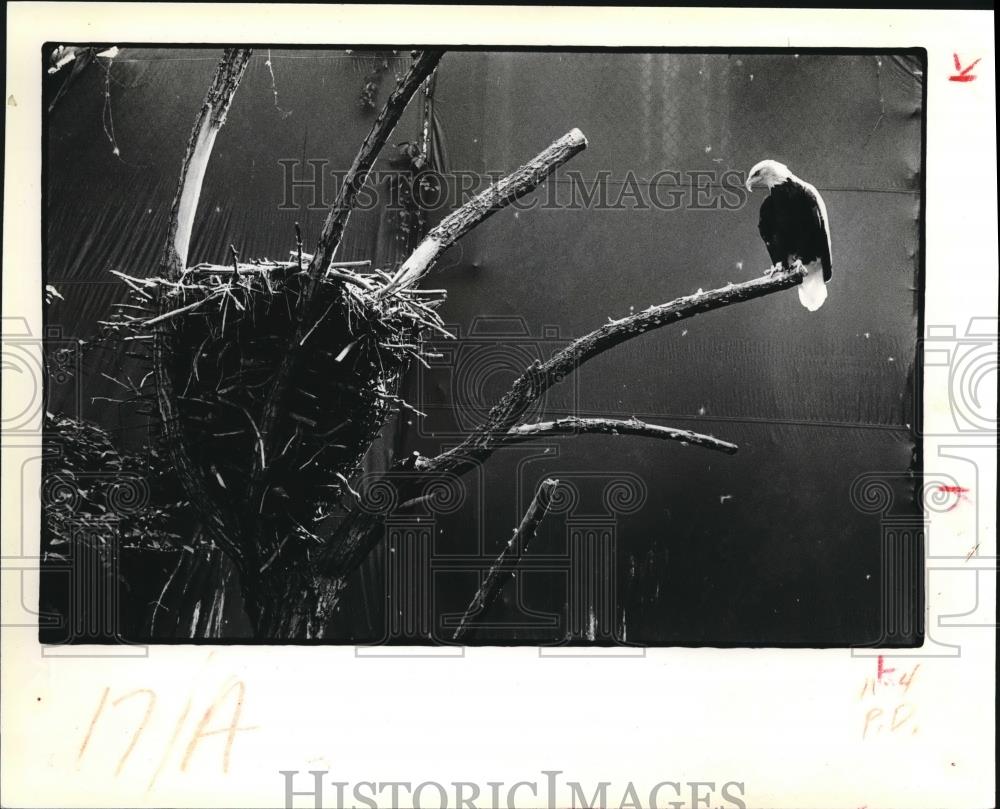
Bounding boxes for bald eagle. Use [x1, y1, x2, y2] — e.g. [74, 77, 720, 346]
[745, 160, 832, 311]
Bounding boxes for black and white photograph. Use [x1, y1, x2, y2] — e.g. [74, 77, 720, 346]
[39, 45, 926, 645]
[3, 7, 997, 809]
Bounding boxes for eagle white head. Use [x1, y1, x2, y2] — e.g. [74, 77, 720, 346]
[745, 159, 793, 191]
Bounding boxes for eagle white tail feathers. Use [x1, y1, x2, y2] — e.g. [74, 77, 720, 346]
[797, 260, 828, 311]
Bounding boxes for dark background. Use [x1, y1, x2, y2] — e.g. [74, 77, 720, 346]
[43, 48, 924, 645]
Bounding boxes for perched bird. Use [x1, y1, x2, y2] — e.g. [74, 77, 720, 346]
[745, 160, 832, 311]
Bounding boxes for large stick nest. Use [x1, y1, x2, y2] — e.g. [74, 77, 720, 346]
[108, 253, 448, 537]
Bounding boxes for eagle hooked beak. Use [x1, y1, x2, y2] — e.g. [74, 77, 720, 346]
[744, 172, 758, 192]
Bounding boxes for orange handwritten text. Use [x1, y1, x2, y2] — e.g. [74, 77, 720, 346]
[77, 676, 257, 790]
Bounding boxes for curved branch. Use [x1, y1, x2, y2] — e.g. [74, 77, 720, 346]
[451, 478, 559, 642]
[319, 267, 804, 580]
[162, 49, 253, 280]
[381, 128, 589, 296]
[152, 49, 253, 572]
[500, 417, 738, 454]
[417, 266, 805, 478]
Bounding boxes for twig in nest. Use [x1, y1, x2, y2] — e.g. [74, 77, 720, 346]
[294, 222, 303, 272]
[336, 472, 363, 505]
[325, 269, 375, 291]
[299, 302, 335, 346]
[374, 390, 428, 417]
[143, 291, 222, 326]
[110, 270, 154, 299]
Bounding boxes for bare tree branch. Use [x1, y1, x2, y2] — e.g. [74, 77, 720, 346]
[253, 50, 445, 498]
[499, 417, 738, 454]
[416, 266, 805, 478]
[381, 128, 589, 296]
[151, 49, 252, 571]
[162, 49, 253, 280]
[451, 478, 559, 642]
[317, 267, 805, 580]
[303, 50, 445, 292]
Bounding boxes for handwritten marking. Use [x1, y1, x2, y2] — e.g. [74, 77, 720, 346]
[898, 663, 920, 693]
[112, 689, 156, 776]
[949, 54, 981, 82]
[181, 680, 256, 774]
[75, 675, 256, 790]
[890, 703, 916, 732]
[147, 696, 192, 792]
[77, 686, 110, 763]
[859, 659, 921, 738]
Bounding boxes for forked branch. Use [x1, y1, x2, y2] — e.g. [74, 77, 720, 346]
[319, 266, 806, 580]
[416, 266, 806, 478]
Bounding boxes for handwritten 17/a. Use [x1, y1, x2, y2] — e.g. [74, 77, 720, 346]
[77, 676, 257, 791]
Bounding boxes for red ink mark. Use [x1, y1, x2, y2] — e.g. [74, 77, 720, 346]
[949, 54, 981, 82]
[937, 484, 971, 511]
[877, 655, 896, 683]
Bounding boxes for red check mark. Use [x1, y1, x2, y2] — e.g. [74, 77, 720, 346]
[950, 54, 981, 82]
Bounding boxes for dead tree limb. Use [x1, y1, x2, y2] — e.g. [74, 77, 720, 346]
[252, 50, 444, 497]
[499, 417, 738, 454]
[319, 266, 806, 580]
[303, 50, 445, 292]
[381, 128, 589, 296]
[151, 48, 252, 571]
[416, 266, 806, 478]
[163, 49, 253, 280]
[128, 49, 805, 636]
[451, 478, 559, 642]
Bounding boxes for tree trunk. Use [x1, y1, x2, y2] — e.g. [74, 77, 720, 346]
[149, 539, 237, 638]
[252, 568, 347, 639]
